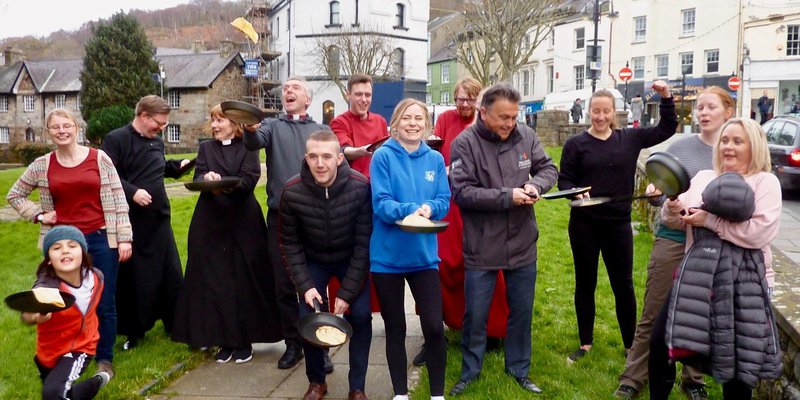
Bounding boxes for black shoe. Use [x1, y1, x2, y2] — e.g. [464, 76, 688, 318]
[323, 349, 334, 374]
[412, 344, 426, 366]
[567, 348, 588, 363]
[215, 347, 233, 363]
[278, 343, 304, 369]
[514, 376, 542, 394]
[449, 380, 472, 396]
[614, 384, 639, 399]
[233, 345, 253, 364]
[680, 383, 708, 400]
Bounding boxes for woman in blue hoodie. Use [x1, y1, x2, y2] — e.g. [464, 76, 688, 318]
[370, 98, 450, 400]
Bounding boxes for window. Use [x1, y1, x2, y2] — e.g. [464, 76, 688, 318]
[467, 51, 473, 63]
[680, 52, 693, 75]
[24, 95, 35, 112]
[633, 16, 646, 42]
[427, 66, 431, 86]
[327, 46, 341, 76]
[76, 94, 81, 110]
[0, 127, 8, 144]
[78, 128, 86, 144]
[0, 95, 7, 112]
[574, 65, 585, 90]
[55, 94, 66, 108]
[441, 91, 450, 104]
[395, 4, 406, 28]
[788, 25, 799, 56]
[705, 49, 719, 74]
[276, 17, 280, 38]
[168, 91, 180, 108]
[546, 65, 554, 93]
[166, 124, 180, 143]
[390, 48, 404, 77]
[681, 9, 695, 36]
[329, 1, 340, 26]
[632, 57, 644, 79]
[441, 64, 450, 84]
[426, 93, 432, 104]
[523, 34, 530, 51]
[575, 27, 585, 49]
[655, 54, 668, 77]
[522, 70, 530, 96]
[549, 32, 555, 47]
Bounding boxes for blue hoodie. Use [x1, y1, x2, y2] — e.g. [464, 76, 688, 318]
[369, 138, 450, 273]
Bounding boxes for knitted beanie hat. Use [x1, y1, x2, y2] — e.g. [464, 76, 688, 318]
[42, 225, 88, 258]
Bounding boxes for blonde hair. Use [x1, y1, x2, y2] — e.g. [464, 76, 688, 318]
[203, 104, 244, 139]
[588, 90, 619, 130]
[389, 98, 431, 137]
[46, 108, 80, 129]
[712, 118, 771, 175]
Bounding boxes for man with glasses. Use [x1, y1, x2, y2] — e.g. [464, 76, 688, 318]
[101, 95, 191, 350]
[448, 83, 557, 396]
[332, 73, 388, 179]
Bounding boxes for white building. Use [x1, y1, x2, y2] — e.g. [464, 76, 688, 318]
[268, 0, 429, 123]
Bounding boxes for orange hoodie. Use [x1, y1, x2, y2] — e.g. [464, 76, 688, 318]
[33, 268, 104, 369]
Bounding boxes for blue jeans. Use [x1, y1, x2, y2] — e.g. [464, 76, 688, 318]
[298, 261, 372, 390]
[460, 263, 537, 381]
[85, 230, 119, 363]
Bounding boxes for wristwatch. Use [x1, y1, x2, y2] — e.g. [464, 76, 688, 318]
[35, 213, 45, 223]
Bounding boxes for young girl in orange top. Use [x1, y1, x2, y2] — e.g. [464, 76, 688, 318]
[21, 225, 109, 400]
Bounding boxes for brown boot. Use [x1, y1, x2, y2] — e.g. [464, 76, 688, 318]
[348, 389, 369, 400]
[303, 382, 328, 400]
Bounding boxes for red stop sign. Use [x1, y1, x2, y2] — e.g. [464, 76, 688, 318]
[619, 67, 633, 82]
[728, 76, 741, 91]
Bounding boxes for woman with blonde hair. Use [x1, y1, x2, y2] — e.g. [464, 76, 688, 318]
[7, 108, 131, 379]
[649, 118, 782, 399]
[172, 104, 282, 363]
[370, 98, 450, 400]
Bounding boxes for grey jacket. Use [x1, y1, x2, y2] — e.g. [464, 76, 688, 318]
[666, 173, 781, 387]
[449, 118, 557, 270]
[243, 115, 330, 210]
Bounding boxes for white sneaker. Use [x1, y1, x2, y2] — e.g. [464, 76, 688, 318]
[94, 371, 111, 388]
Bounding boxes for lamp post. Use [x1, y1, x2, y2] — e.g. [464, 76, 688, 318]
[159, 63, 165, 98]
[590, 0, 600, 93]
[681, 65, 689, 131]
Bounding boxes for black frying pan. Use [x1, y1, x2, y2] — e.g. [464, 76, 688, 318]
[220, 101, 265, 125]
[298, 299, 353, 348]
[570, 152, 691, 207]
[5, 290, 76, 313]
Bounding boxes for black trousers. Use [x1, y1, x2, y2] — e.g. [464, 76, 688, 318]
[568, 218, 636, 348]
[267, 210, 301, 346]
[649, 300, 753, 400]
[36, 352, 103, 400]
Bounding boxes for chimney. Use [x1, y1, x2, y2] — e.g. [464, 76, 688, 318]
[219, 40, 236, 58]
[3, 47, 25, 65]
[191, 40, 204, 54]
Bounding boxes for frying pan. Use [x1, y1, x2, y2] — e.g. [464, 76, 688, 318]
[220, 101, 266, 125]
[426, 138, 444, 150]
[5, 290, 76, 314]
[184, 176, 241, 192]
[541, 186, 591, 200]
[299, 299, 353, 348]
[569, 152, 690, 208]
[366, 136, 390, 152]
[395, 220, 449, 233]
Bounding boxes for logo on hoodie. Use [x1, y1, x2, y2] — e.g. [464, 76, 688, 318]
[518, 151, 531, 169]
[425, 170, 436, 182]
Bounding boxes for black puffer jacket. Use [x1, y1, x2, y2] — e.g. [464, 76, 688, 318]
[665, 173, 781, 387]
[278, 160, 372, 304]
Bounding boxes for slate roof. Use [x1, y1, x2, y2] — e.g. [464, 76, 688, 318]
[25, 59, 84, 93]
[155, 50, 243, 89]
[428, 44, 456, 64]
[0, 61, 23, 93]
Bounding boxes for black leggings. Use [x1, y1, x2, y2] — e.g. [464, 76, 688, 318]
[569, 217, 636, 347]
[373, 269, 446, 396]
[649, 301, 753, 400]
[36, 352, 103, 400]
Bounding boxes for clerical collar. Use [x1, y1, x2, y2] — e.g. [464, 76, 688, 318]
[287, 114, 308, 120]
[221, 139, 232, 146]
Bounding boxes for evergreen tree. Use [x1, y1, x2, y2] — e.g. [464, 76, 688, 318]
[80, 12, 159, 129]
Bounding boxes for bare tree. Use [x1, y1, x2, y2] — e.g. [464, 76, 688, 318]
[308, 25, 403, 101]
[452, 0, 560, 84]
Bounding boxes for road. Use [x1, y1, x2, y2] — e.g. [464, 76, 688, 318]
[784, 189, 800, 215]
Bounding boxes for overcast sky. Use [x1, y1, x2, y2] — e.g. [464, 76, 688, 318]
[0, 0, 195, 39]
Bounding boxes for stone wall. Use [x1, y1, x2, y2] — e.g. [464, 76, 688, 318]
[535, 109, 630, 147]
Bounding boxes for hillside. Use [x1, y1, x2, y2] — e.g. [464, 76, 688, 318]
[0, 0, 251, 61]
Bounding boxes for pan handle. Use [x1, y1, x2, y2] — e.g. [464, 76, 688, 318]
[313, 298, 322, 313]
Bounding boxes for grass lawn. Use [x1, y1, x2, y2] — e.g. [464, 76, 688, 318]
[0, 147, 721, 398]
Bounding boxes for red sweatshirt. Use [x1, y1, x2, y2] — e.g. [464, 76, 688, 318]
[331, 110, 388, 178]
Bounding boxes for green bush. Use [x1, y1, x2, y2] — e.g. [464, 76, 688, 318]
[86, 104, 134, 144]
[13, 142, 53, 165]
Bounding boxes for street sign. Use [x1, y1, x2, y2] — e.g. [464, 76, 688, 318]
[244, 59, 259, 78]
[728, 76, 741, 91]
[619, 67, 633, 82]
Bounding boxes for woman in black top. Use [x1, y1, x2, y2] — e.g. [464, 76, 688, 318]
[558, 81, 678, 363]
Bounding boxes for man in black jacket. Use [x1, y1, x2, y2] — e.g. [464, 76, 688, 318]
[448, 84, 558, 396]
[279, 131, 373, 400]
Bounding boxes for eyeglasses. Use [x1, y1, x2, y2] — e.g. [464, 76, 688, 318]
[48, 123, 75, 131]
[147, 114, 169, 129]
[456, 98, 477, 105]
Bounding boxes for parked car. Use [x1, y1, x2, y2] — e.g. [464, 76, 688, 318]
[763, 115, 800, 191]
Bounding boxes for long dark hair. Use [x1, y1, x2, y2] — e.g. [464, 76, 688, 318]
[36, 249, 94, 281]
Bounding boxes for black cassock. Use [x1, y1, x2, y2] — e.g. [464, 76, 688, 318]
[101, 124, 184, 341]
[172, 138, 281, 347]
